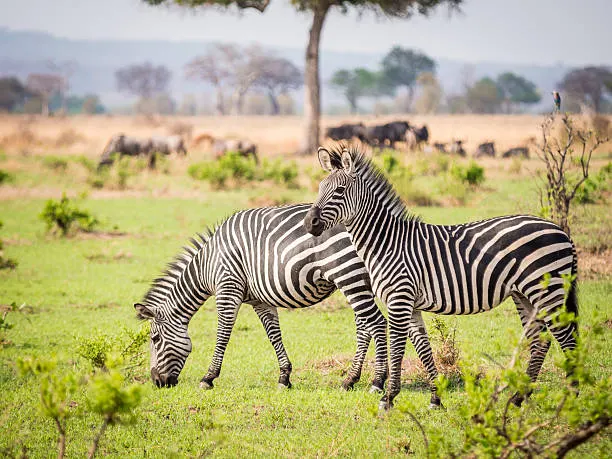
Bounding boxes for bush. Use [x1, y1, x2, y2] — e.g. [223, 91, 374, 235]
[574, 162, 611, 204]
[189, 152, 299, 189]
[40, 194, 99, 236]
[74, 155, 97, 173]
[42, 155, 69, 171]
[0, 220, 17, 271]
[0, 169, 13, 185]
[450, 161, 485, 186]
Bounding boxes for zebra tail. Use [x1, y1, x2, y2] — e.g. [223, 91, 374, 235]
[566, 241, 579, 317]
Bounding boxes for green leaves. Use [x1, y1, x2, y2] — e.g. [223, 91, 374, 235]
[40, 193, 99, 236]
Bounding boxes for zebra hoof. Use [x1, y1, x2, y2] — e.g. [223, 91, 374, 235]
[278, 383, 291, 390]
[199, 380, 214, 390]
[341, 381, 355, 391]
[378, 400, 393, 412]
[428, 402, 445, 410]
[369, 385, 384, 394]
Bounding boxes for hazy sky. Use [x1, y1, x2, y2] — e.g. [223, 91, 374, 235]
[1, 0, 610, 66]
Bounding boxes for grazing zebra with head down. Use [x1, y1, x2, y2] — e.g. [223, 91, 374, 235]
[134, 204, 388, 392]
[304, 146, 578, 410]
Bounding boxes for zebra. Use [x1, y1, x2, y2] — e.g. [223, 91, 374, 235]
[134, 204, 389, 393]
[303, 146, 578, 411]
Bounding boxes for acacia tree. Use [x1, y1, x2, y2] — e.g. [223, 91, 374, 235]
[115, 62, 171, 114]
[252, 55, 302, 115]
[466, 77, 503, 114]
[497, 72, 541, 113]
[331, 68, 381, 113]
[559, 66, 612, 113]
[26, 73, 64, 116]
[142, 0, 461, 154]
[381, 46, 436, 112]
[185, 44, 239, 115]
[47, 60, 78, 115]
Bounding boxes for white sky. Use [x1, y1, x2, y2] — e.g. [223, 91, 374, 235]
[1, 0, 610, 66]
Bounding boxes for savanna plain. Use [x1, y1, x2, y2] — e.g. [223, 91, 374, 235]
[0, 114, 610, 457]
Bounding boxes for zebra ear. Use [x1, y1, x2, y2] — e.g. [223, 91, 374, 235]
[318, 147, 334, 172]
[134, 302, 155, 320]
[341, 150, 354, 175]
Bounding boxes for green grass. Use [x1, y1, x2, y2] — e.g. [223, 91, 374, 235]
[0, 156, 610, 457]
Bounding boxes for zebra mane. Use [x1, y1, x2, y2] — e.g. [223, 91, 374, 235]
[325, 144, 421, 223]
[138, 225, 217, 316]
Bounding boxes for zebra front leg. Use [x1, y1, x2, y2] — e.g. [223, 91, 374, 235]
[200, 285, 244, 390]
[252, 304, 293, 390]
[407, 310, 441, 409]
[342, 317, 371, 391]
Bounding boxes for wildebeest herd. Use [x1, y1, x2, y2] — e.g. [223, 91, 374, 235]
[325, 120, 532, 159]
[98, 132, 259, 169]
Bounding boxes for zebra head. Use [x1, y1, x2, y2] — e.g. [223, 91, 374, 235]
[304, 146, 357, 237]
[134, 302, 192, 388]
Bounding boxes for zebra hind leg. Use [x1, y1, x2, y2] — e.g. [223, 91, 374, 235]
[200, 285, 244, 390]
[406, 310, 442, 409]
[509, 292, 550, 407]
[252, 304, 293, 389]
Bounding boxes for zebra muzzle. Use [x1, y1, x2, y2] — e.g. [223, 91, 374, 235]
[304, 207, 324, 236]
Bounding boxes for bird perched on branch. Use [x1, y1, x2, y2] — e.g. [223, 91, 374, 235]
[552, 91, 561, 112]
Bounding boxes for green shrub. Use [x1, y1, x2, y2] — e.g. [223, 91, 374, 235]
[42, 155, 69, 171]
[74, 155, 97, 173]
[261, 158, 299, 188]
[438, 179, 470, 205]
[0, 169, 13, 185]
[574, 162, 612, 204]
[40, 194, 99, 236]
[450, 161, 485, 186]
[189, 152, 299, 189]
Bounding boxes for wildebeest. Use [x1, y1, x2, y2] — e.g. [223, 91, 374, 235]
[423, 142, 447, 154]
[449, 139, 466, 157]
[474, 142, 496, 158]
[502, 147, 529, 159]
[98, 134, 153, 169]
[213, 138, 259, 163]
[364, 121, 410, 149]
[325, 123, 366, 142]
[411, 125, 429, 145]
[150, 135, 188, 156]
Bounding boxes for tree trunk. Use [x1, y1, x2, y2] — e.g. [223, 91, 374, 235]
[298, 3, 330, 155]
[268, 90, 279, 115]
[42, 95, 50, 116]
[216, 86, 225, 116]
[405, 86, 415, 113]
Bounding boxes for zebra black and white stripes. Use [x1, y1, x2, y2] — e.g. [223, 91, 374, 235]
[305, 146, 578, 410]
[135, 204, 388, 392]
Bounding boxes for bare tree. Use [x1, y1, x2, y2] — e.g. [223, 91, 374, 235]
[115, 62, 171, 114]
[185, 45, 238, 115]
[26, 73, 64, 116]
[537, 112, 608, 236]
[252, 55, 302, 115]
[47, 60, 78, 115]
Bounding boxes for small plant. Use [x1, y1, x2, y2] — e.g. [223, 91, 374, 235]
[42, 155, 69, 171]
[74, 155, 97, 173]
[0, 220, 17, 270]
[77, 333, 115, 370]
[17, 358, 80, 459]
[86, 368, 143, 459]
[450, 161, 485, 186]
[0, 169, 13, 185]
[261, 158, 299, 188]
[508, 157, 522, 175]
[40, 193, 99, 236]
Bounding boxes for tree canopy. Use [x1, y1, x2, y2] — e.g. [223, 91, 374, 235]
[559, 66, 612, 113]
[142, 0, 462, 153]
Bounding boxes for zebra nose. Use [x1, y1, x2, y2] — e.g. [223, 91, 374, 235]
[151, 368, 162, 388]
[304, 207, 323, 235]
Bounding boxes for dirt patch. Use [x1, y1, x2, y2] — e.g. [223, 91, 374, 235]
[74, 230, 129, 240]
[85, 250, 133, 263]
[578, 248, 612, 280]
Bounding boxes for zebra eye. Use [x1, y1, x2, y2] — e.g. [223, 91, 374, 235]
[335, 186, 346, 195]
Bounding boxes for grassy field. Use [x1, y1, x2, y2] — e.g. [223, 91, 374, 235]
[0, 115, 610, 457]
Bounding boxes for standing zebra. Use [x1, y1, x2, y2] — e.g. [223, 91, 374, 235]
[134, 204, 388, 392]
[304, 146, 578, 410]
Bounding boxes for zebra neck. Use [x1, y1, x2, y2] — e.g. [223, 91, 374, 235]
[166, 247, 213, 325]
[346, 203, 408, 270]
